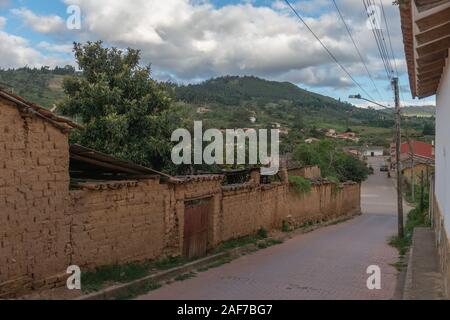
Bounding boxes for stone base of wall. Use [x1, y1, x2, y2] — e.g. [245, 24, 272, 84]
[432, 194, 450, 299]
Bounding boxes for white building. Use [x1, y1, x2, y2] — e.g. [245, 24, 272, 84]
[362, 147, 384, 157]
[400, 0, 450, 298]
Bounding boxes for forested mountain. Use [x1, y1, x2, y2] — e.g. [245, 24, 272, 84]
[0, 66, 75, 108]
[0, 68, 432, 134]
[171, 76, 395, 130]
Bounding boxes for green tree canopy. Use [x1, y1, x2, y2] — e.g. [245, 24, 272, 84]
[293, 140, 369, 183]
[60, 41, 177, 171]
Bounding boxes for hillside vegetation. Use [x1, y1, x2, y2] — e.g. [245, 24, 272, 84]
[0, 66, 75, 108]
[0, 67, 434, 147]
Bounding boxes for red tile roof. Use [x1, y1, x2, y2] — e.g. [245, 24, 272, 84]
[401, 140, 435, 159]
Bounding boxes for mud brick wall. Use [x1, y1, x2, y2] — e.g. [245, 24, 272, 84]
[0, 93, 362, 297]
[69, 179, 170, 268]
[280, 182, 361, 228]
[288, 166, 321, 180]
[219, 183, 287, 242]
[0, 98, 71, 297]
[173, 179, 223, 249]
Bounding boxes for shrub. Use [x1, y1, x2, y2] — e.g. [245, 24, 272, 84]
[282, 221, 290, 233]
[257, 228, 268, 239]
[288, 176, 312, 195]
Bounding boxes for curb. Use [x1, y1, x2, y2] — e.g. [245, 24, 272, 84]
[403, 240, 414, 300]
[76, 251, 230, 300]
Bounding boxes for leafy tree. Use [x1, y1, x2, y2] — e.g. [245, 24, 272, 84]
[423, 122, 435, 136]
[293, 140, 369, 182]
[59, 41, 177, 171]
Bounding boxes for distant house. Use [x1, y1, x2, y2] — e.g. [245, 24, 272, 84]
[272, 122, 281, 129]
[336, 132, 360, 143]
[305, 137, 320, 144]
[279, 127, 290, 135]
[401, 157, 434, 185]
[196, 107, 210, 114]
[249, 116, 257, 123]
[362, 146, 384, 157]
[342, 146, 361, 157]
[325, 129, 337, 138]
[391, 140, 435, 168]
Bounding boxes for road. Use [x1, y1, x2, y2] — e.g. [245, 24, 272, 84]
[138, 157, 401, 300]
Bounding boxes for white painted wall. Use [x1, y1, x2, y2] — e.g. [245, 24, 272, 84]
[436, 49, 450, 235]
[363, 149, 383, 157]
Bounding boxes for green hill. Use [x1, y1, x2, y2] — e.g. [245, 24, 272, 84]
[0, 69, 430, 136]
[172, 75, 393, 130]
[401, 105, 435, 118]
[0, 66, 74, 108]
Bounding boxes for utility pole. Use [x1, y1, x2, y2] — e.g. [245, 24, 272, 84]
[393, 77, 404, 239]
[420, 170, 424, 212]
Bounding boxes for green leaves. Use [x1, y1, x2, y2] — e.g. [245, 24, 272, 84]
[293, 140, 369, 183]
[60, 41, 177, 172]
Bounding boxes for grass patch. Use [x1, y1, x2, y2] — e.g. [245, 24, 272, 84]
[282, 221, 290, 233]
[213, 235, 259, 253]
[82, 262, 151, 293]
[174, 272, 196, 282]
[289, 176, 312, 195]
[257, 228, 268, 239]
[114, 281, 161, 300]
[197, 256, 233, 272]
[257, 238, 284, 249]
[81, 256, 188, 293]
[389, 206, 431, 257]
[151, 256, 187, 271]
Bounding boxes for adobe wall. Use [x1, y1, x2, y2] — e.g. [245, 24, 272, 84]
[0, 98, 71, 296]
[288, 166, 321, 180]
[220, 183, 287, 242]
[278, 182, 361, 229]
[68, 179, 171, 268]
[0, 95, 362, 297]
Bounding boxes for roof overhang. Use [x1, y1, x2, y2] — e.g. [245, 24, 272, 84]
[0, 88, 81, 132]
[400, 0, 450, 98]
[69, 144, 173, 181]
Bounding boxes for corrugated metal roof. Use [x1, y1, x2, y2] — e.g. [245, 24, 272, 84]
[70, 144, 173, 179]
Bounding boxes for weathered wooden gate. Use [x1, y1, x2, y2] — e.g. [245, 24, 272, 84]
[183, 199, 210, 259]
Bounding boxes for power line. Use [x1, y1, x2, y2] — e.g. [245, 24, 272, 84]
[331, 0, 384, 101]
[283, 0, 376, 101]
[379, 0, 398, 76]
[373, 0, 395, 76]
[364, 0, 394, 81]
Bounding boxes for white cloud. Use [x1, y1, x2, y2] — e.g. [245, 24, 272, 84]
[38, 41, 73, 54]
[64, 0, 388, 86]
[4, 0, 407, 91]
[0, 30, 69, 69]
[0, 16, 6, 29]
[11, 8, 65, 34]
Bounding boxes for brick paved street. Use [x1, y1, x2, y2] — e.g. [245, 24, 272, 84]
[137, 157, 400, 300]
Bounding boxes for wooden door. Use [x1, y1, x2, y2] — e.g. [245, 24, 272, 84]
[183, 199, 210, 259]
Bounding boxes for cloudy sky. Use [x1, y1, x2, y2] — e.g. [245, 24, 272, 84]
[0, 0, 436, 107]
